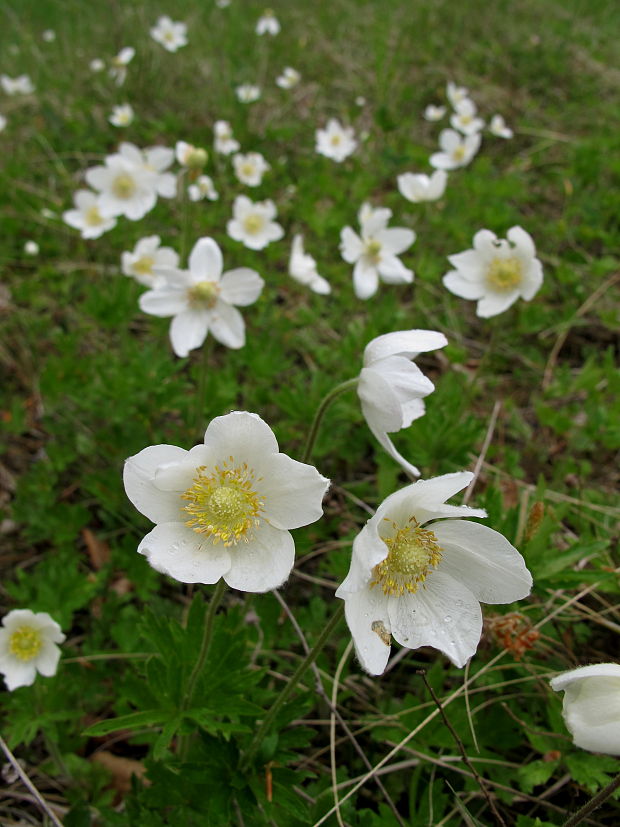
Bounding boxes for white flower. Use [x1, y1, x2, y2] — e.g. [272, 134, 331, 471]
[140, 237, 264, 356]
[430, 129, 480, 170]
[62, 190, 117, 239]
[256, 10, 280, 35]
[276, 67, 300, 89]
[227, 195, 284, 251]
[315, 118, 357, 163]
[0, 114, 6, 132]
[336, 473, 533, 674]
[236, 84, 261, 103]
[121, 235, 179, 288]
[109, 47, 135, 86]
[233, 152, 270, 187]
[151, 16, 188, 52]
[489, 114, 513, 139]
[446, 81, 469, 108]
[340, 203, 415, 300]
[216, 0, 231, 7]
[357, 329, 447, 475]
[42, 29, 56, 42]
[188, 175, 219, 202]
[355, 96, 366, 107]
[175, 141, 208, 169]
[214, 120, 240, 155]
[1, 74, 35, 95]
[443, 227, 543, 318]
[450, 98, 485, 135]
[24, 241, 39, 256]
[0, 609, 65, 691]
[289, 235, 331, 295]
[397, 170, 447, 203]
[424, 104, 446, 121]
[142, 144, 177, 199]
[109, 103, 134, 127]
[550, 664, 620, 756]
[123, 411, 329, 591]
[90, 58, 105, 72]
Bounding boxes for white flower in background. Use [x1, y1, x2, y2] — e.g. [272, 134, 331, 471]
[450, 98, 485, 135]
[550, 664, 620, 756]
[227, 195, 284, 250]
[0, 114, 7, 132]
[289, 235, 331, 295]
[85, 145, 160, 221]
[121, 235, 179, 288]
[42, 29, 56, 42]
[355, 96, 366, 107]
[233, 152, 270, 187]
[340, 203, 415, 300]
[188, 175, 219, 202]
[337, 473, 532, 675]
[489, 114, 514, 139]
[109, 47, 135, 86]
[276, 67, 300, 89]
[236, 83, 261, 103]
[0, 74, 35, 95]
[140, 237, 264, 356]
[424, 104, 446, 121]
[90, 58, 105, 72]
[430, 129, 480, 170]
[315, 118, 357, 163]
[62, 190, 117, 239]
[256, 9, 280, 35]
[151, 16, 188, 52]
[124, 411, 329, 591]
[175, 141, 208, 169]
[443, 227, 543, 318]
[397, 170, 447, 203]
[24, 241, 39, 256]
[214, 120, 240, 155]
[446, 81, 469, 108]
[357, 329, 447, 476]
[0, 609, 65, 691]
[216, 0, 231, 7]
[109, 103, 134, 127]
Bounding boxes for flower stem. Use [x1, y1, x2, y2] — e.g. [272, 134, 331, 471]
[561, 771, 620, 827]
[241, 602, 344, 771]
[302, 378, 359, 464]
[194, 339, 212, 439]
[183, 579, 227, 711]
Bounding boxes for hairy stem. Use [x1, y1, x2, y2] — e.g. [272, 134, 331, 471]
[302, 378, 359, 464]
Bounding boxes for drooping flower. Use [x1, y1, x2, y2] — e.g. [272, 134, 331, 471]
[109, 103, 134, 127]
[446, 81, 469, 108]
[139, 237, 264, 356]
[276, 67, 300, 89]
[1, 74, 35, 95]
[233, 152, 270, 187]
[443, 227, 543, 318]
[397, 170, 447, 203]
[430, 129, 481, 170]
[336, 473, 533, 674]
[62, 190, 117, 239]
[175, 141, 208, 169]
[109, 47, 135, 86]
[357, 329, 447, 475]
[121, 235, 179, 288]
[236, 83, 261, 103]
[315, 118, 357, 163]
[151, 16, 188, 52]
[489, 114, 514, 139]
[450, 98, 485, 135]
[227, 195, 284, 250]
[550, 664, 620, 756]
[423, 104, 446, 121]
[289, 235, 331, 294]
[256, 9, 280, 35]
[188, 175, 219, 202]
[123, 411, 329, 592]
[0, 609, 65, 691]
[214, 120, 240, 155]
[340, 203, 415, 300]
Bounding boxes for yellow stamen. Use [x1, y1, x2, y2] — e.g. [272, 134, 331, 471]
[132, 255, 155, 276]
[243, 213, 265, 235]
[112, 173, 136, 199]
[187, 280, 220, 308]
[364, 239, 382, 262]
[371, 517, 442, 597]
[330, 134, 342, 146]
[486, 256, 523, 290]
[9, 626, 43, 661]
[84, 205, 104, 226]
[452, 145, 466, 162]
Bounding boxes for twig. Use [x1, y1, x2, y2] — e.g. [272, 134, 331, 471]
[562, 771, 620, 827]
[463, 400, 502, 504]
[0, 734, 64, 827]
[330, 643, 352, 827]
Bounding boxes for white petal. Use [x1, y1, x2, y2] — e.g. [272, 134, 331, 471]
[388, 571, 482, 667]
[203, 411, 279, 460]
[476, 290, 519, 318]
[188, 238, 223, 282]
[363, 330, 448, 365]
[368, 356, 435, 426]
[551, 663, 620, 690]
[219, 268, 264, 306]
[340, 227, 363, 263]
[429, 151, 457, 171]
[377, 255, 413, 284]
[375, 473, 486, 528]
[377, 228, 415, 256]
[2, 661, 38, 691]
[224, 522, 295, 592]
[258, 454, 329, 530]
[139, 288, 188, 317]
[124, 444, 189, 524]
[353, 259, 379, 300]
[472, 229, 498, 256]
[520, 258, 543, 301]
[367, 425, 421, 478]
[169, 310, 210, 357]
[507, 225, 536, 258]
[443, 271, 486, 300]
[36, 643, 61, 677]
[139, 522, 232, 584]
[342, 587, 391, 675]
[447, 249, 485, 281]
[554, 672, 620, 755]
[207, 302, 245, 349]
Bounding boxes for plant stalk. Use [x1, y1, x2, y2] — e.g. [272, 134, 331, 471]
[302, 378, 359, 464]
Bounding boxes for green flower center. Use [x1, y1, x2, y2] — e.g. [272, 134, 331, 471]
[112, 173, 136, 199]
[452, 145, 466, 162]
[371, 518, 442, 597]
[243, 214, 265, 235]
[9, 626, 43, 661]
[365, 239, 382, 262]
[187, 280, 220, 308]
[486, 256, 522, 290]
[132, 255, 155, 276]
[85, 205, 104, 226]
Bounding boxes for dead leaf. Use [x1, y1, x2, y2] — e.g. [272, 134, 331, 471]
[82, 528, 110, 570]
[91, 751, 149, 795]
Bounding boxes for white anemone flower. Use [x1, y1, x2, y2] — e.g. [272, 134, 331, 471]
[121, 235, 179, 288]
[214, 120, 240, 155]
[443, 227, 543, 318]
[90, 58, 105, 72]
[1, 74, 35, 95]
[450, 98, 485, 135]
[423, 104, 446, 121]
[216, 0, 231, 7]
[109, 103, 134, 127]
[340, 203, 415, 300]
[336, 472, 533, 674]
[236, 84, 261, 103]
[0, 609, 65, 691]
[289, 235, 331, 295]
[489, 114, 514, 139]
[233, 152, 270, 187]
[227, 195, 284, 251]
[188, 175, 219, 202]
[397, 170, 447, 203]
[62, 190, 117, 239]
[24, 241, 39, 256]
[42, 29, 56, 42]
[140, 237, 264, 356]
[276, 67, 300, 89]
[357, 329, 447, 476]
[446, 81, 469, 108]
[550, 664, 620, 756]
[175, 141, 208, 169]
[256, 10, 280, 35]
[151, 16, 188, 52]
[315, 118, 357, 163]
[123, 411, 329, 591]
[430, 129, 481, 170]
[86, 146, 159, 220]
[109, 47, 135, 86]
